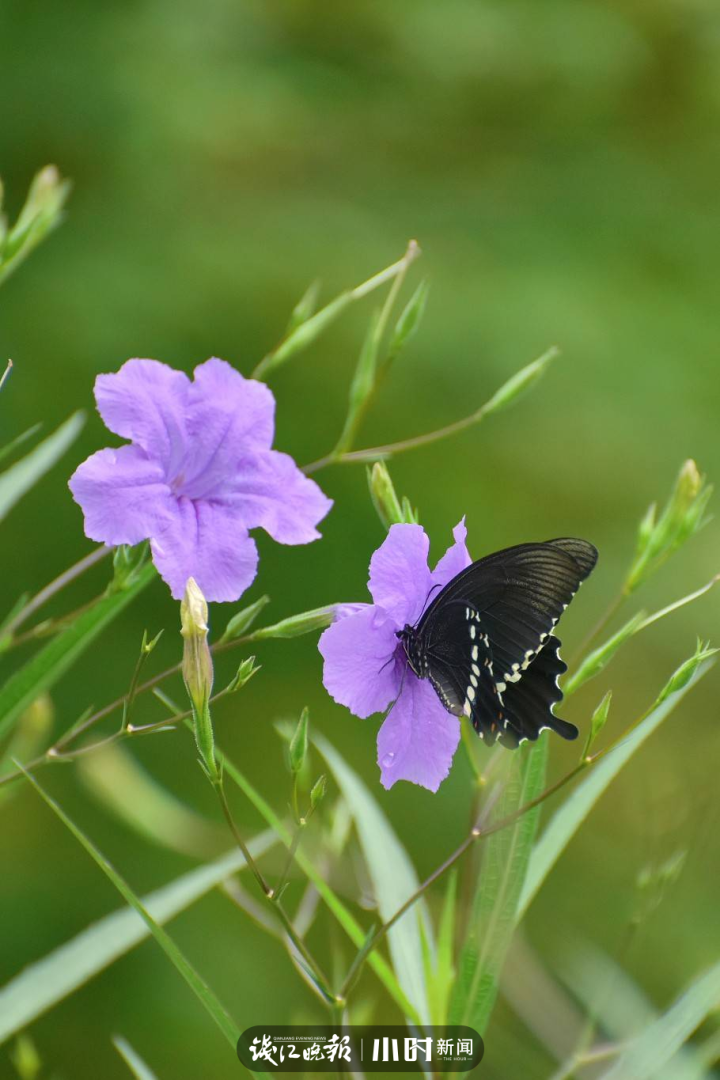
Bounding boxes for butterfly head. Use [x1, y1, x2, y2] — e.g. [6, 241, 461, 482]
[396, 625, 427, 678]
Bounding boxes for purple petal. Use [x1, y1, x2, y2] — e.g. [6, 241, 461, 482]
[319, 606, 401, 719]
[432, 517, 472, 591]
[180, 358, 276, 499]
[226, 449, 333, 544]
[149, 497, 259, 601]
[94, 359, 190, 477]
[68, 445, 175, 546]
[377, 676, 461, 792]
[368, 524, 433, 627]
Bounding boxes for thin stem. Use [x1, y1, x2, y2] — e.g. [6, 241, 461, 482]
[304, 402, 491, 474]
[2, 546, 111, 639]
[338, 760, 591, 997]
[213, 773, 337, 1005]
[568, 591, 625, 668]
[330, 241, 417, 461]
[0, 359, 12, 393]
[214, 778, 272, 897]
[252, 242, 420, 380]
[275, 822, 305, 899]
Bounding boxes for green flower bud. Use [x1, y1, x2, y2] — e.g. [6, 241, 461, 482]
[289, 707, 309, 775]
[483, 347, 559, 416]
[225, 656, 260, 693]
[582, 690, 612, 759]
[310, 774, 327, 809]
[565, 613, 645, 698]
[248, 605, 335, 640]
[656, 639, 718, 705]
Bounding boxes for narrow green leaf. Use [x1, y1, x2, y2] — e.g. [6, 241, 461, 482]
[0, 423, 42, 467]
[581, 690, 612, 759]
[333, 310, 381, 456]
[112, 1036, 159, 1080]
[215, 740, 419, 1021]
[0, 562, 156, 744]
[558, 942, 705, 1080]
[384, 279, 428, 370]
[313, 733, 431, 1025]
[603, 960, 720, 1080]
[18, 767, 241, 1048]
[518, 662, 713, 919]
[482, 347, 558, 416]
[450, 738, 548, 1036]
[0, 412, 84, 523]
[0, 831, 277, 1045]
[284, 280, 321, 336]
[564, 612, 646, 698]
[289, 707, 309, 775]
[220, 595, 271, 643]
[429, 870, 457, 1025]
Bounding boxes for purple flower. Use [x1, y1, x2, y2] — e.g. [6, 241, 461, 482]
[319, 519, 472, 792]
[69, 357, 332, 601]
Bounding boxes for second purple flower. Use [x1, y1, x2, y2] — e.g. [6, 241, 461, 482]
[319, 519, 472, 792]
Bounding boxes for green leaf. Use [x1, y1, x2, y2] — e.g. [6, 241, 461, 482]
[247, 605, 335, 640]
[313, 732, 432, 1025]
[333, 310, 381, 456]
[215, 740, 419, 1022]
[429, 870, 457, 1025]
[112, 1036, 159, 1080]
[0, 165, 71, 286]
[220, 595, 271, 643]
[0, 423, 42, 467]
[0, 412, 84, 523]
[384, 279, 429, 370]
[518, 661, 713, 919]
[0, 829, 277, 1045]
[450, 738, 548, 1037]
[482, 347, 559, 416]
[289, 707, 309, 775]
[17, 767, 241, 1048]
[564, 612, 646, 698]
[602, 960, 720, 1080]
[0, 562, 156, 745]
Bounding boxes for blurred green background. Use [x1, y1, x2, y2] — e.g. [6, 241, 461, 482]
[1, 0, 719, 1076]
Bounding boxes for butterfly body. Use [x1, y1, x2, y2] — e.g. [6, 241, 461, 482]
[398, 538, 598, 749]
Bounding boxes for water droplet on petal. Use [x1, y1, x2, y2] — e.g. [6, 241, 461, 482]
[381, 752, 395, 768]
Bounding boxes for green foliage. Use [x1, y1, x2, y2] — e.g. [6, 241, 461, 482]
[112, 1037, 159, 1080]
[0, 412, 84, 524]
[314, 733, 432, 1025]
[450, 739, 548, 1037]
[0, 166, 70, 287]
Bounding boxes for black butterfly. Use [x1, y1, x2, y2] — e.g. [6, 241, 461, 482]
[397, 538, 598, 749]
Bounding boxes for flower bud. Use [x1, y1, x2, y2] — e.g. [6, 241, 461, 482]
[310, 774, 327, 809]
[289, 707, 309, 775]
[181, 578, 218, 782]
[368, 462, 404, 529]
[181, 578, 213, 712]
[656, 639, 718, 705]
[483, 347, 558, 416]
[249, 605, 335, 640]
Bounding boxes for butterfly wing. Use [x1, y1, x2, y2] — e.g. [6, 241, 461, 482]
[417, 538, 597, 745]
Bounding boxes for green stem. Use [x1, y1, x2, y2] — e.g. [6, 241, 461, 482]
[1, 545, 111, 640]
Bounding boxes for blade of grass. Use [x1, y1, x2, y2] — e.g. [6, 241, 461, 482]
[0, 562, 156, 744]
[0, 412, 84, 522]
[450, 738, 548, 1038]
[215, 738, 420, 1022]
[313, 732, 431, 1025]
[602, 959, 720, 1080]
[112, 1036, 159, 1080]
[16, 766, 242, 1048]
